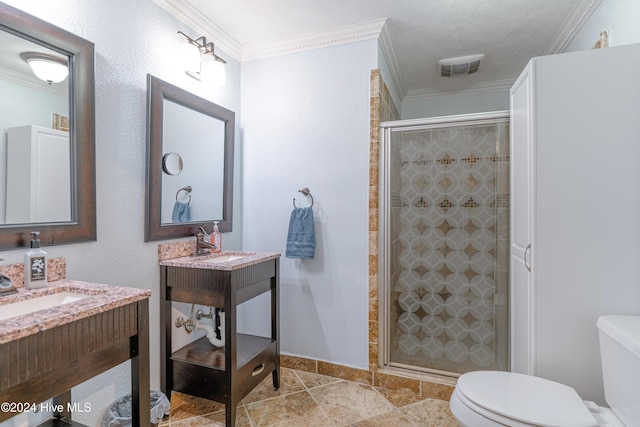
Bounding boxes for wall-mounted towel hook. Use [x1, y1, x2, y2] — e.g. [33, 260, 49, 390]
[176, 185, 192, 204]
[293, 187, 314, 207]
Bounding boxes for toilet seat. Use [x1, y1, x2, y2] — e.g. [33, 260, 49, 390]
[451, 386, 542, 427]
[454, 371, 599, 427]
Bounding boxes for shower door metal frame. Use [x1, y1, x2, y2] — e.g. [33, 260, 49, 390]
[378, 110, 509, 376]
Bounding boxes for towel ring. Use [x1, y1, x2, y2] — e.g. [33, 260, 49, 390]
[293, 187, 314, 207]
[176, 185, 192, 204]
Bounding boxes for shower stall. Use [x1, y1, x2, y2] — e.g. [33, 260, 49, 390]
[379, 111, 510, 376]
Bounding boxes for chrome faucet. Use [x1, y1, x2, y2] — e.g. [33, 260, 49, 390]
[0, 257, 18, 296]
[193, 227, 217, 256]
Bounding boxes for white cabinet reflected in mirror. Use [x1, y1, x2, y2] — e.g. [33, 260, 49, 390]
[5, 125, 71, 224]
[145, 74, 234, 241]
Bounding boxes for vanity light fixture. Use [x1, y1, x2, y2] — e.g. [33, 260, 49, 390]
[178, 31, 226, 85]
[20, 52, 68, 85]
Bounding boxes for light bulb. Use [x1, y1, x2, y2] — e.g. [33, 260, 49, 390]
[206, 59, 226, 86]
[26, 59, 68, 84]
[179, 41, 201, 73]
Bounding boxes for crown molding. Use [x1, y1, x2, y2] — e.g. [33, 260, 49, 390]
[545, 0, 602, 54]
[0, 66, 67, 95]
[0, 66, 35, 88]
[156, 1, 387, 62]
[241, 18, 387, 61]
[152, 0, 243, 61]
[403, 78, 515, 101]
[378, 20, 406, 99]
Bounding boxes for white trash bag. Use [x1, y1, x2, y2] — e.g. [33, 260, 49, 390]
[101, 390, 170, 426]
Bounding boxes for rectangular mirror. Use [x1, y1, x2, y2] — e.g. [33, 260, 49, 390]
[0, 2, 96, 249]
[145, 74, 234, 241]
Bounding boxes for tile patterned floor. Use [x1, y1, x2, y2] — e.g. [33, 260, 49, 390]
[159, 368, 458, 426]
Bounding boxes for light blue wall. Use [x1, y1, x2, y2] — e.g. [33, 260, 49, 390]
[401, 89, 509, 120]
[240, 40, 377, 370]
[567, 0, 640, 51]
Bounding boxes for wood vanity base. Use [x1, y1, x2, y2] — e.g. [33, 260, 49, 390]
[161, 257, 280, 427]
[0, 300, 150, 427]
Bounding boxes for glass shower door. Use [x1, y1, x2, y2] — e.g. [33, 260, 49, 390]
[381, 114, 509, 376]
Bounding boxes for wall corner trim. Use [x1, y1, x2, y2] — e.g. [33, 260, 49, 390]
[545, 0, 603, 54]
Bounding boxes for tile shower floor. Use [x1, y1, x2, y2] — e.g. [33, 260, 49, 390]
[159, 368, 458, 426]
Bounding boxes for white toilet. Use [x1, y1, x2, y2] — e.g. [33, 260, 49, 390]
[450, 315, 640, 427]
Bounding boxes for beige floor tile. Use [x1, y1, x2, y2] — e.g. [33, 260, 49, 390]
[168, 391, 226, 422]
[169, 406, 252, 427]
[294, 369, 343, 389]
[349, 410, 417, 427]
[242, 368, 306, 404]
[373, 387, 425, 408]
[398, 398, 458, 427]
[246, 390, 334, 427]
[307, 381, 394, 426]
[162, 370, 458, 427]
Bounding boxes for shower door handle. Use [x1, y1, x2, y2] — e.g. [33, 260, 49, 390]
[524, 243, 531, 272]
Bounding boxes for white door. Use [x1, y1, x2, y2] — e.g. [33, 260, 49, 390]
[510, 63, 534, 375]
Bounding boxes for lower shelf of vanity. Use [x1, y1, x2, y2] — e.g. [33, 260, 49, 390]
[37, 419, 87, 426]
[170, 334, 277, 402]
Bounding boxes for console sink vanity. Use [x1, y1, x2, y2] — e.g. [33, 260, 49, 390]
[159, 249, 280, 427]
[0, 279, 151, 427]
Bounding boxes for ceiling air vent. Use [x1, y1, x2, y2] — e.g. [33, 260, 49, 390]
[438, 54, 485, 77]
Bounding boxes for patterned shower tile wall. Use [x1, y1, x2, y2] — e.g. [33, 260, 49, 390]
[390, 122, 509, 374]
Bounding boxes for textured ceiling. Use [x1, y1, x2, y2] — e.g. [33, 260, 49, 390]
[160, 0, 589, 98]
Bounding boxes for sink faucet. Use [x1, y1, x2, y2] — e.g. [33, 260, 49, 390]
[0, 257, 18, 296]
[194, 227, 217, 256]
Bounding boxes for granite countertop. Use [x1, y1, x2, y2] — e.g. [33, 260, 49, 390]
[159, 250, 280, 271]
[0, 280, 151, 344]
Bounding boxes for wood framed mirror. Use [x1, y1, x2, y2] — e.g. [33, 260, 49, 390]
[0, 2, 96, 249]
[145, 74, 234, 241]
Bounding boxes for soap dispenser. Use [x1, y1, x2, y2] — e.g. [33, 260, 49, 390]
[24, 231, 47, 289]
[212, 221, 222, 253]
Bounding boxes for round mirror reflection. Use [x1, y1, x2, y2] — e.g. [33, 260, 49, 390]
[162, 152, 183, 175]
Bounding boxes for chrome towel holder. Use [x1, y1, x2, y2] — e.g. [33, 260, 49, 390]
[293, 187, 314, 207]
[176, 185, 192, 203]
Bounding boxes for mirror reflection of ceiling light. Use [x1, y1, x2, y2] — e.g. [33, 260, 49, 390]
[178, 31, 227, 86]
[20, 52, 69, 85]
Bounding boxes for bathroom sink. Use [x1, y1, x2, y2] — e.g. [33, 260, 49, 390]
[0, 291, 89, 321]
[160, 250, 278, 271]
[201, 254, 249, 264]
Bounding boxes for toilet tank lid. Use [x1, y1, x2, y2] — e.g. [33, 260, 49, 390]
[597, 315, 640, 358]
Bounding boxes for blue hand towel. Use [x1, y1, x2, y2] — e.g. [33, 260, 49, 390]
[286, 207, 316, 259]
[171, 201, 192, 223]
